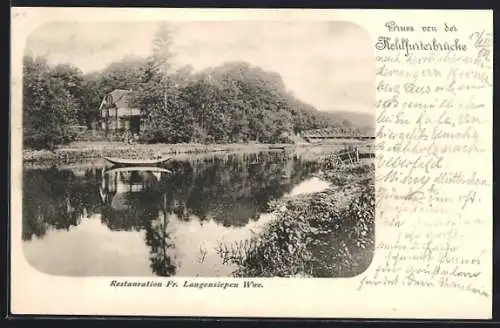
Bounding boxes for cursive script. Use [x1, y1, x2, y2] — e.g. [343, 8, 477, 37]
[361, 22, 492, 301]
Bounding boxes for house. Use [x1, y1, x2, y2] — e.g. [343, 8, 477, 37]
[99, 89, 144, 134]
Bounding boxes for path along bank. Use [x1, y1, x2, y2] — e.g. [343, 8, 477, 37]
[23, 142, 299, 163]
[23, 140, 373, 163]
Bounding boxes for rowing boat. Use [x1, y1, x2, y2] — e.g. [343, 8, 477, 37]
[104, 166, 172, 175]
[103, 156, 171, 166]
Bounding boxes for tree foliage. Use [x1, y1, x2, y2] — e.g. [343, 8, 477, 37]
[125, 24, 358, 144]
[23, 55, 80, 149]
[23, 24, 361, 148]
[78, 73, 102, 128]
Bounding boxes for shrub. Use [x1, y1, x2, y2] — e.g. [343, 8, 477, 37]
[217, 175, 375, 278]
[24, 131, 76, 150]
[216, 211, 314, 277]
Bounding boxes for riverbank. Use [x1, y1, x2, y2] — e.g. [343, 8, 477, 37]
[23, 140, 374, 163]
[23, 142, 289, 162]
[216, 160, 375, 278]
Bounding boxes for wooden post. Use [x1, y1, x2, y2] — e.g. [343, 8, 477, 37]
[347, 150, 353, 164]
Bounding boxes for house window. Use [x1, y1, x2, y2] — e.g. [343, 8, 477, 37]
[120, 118, 132, 130]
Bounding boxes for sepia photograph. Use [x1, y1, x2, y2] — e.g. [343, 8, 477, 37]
[11, 7, 493, 319]
[21, 20, 376, 278]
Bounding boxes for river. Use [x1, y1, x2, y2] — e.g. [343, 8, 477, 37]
[22, 150, 331, 277]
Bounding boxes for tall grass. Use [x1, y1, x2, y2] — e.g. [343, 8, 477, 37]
[216, 163, 375, 278]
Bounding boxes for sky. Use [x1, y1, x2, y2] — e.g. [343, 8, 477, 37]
[25, 21, 375, 114]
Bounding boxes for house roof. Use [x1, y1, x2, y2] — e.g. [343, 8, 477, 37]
[109, 89, 131, 108]
[100, 89, 141, 117]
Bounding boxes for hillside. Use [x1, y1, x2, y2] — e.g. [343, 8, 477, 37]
[325, 110, 375, 128]
[131, 60, 364, 144]
[323, 110, 376, 136]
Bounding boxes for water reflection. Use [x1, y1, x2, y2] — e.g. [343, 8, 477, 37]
[22, 151, 324, 276]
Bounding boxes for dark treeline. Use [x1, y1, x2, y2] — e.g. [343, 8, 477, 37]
[23, 23, 360, 149]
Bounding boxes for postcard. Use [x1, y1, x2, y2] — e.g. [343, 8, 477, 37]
[10, 7, 492, 318]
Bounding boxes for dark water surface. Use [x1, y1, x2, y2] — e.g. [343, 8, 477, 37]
[22, 151, 330, 277]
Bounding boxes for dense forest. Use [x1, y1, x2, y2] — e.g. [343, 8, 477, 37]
[23, 23, 364, 149]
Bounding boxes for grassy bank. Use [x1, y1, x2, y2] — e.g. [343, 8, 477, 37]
[216, 160, 375, 278]
[23, 140, 373, 163]
[23, 142, 292, 163]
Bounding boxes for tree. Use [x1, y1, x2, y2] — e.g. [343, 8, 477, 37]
[50, 63, 84, 99]
[99, 56, 148, 93]
[131, 23, 197, 143]
[112, 24, 359, 145]
[151, 23, 174, 78]
[23, 55, 78, 149]
[78, 72, 102, 128]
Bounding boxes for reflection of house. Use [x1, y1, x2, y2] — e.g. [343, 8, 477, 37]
[99, 170, 163, 211]
[100, 89, 144, 134]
